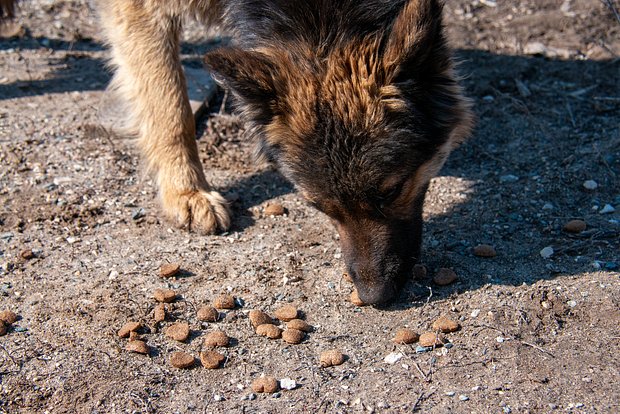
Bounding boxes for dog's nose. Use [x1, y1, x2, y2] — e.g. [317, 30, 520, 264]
[348, 269, 397, 305]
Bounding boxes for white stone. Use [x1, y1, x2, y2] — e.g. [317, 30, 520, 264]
[540, 246, 554, 258]
[279, 378, 297, 390]
[600, 204, 615, 214]
[383, 352, 403, 364]
[583, 180, 598, 190]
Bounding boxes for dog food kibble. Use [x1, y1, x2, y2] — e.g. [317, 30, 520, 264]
[251, 376, 280, 393]
[473, 244, 497, 258]
[0, 310, 18, 325]
[197, 305, 219, 322]
[320, 349, 346, 367]
[129, 331, 139, 341]
[419, 332, 446, 347]
[282, 328, 305, 344]
[274, 304, 298, 321]
[160, 263, 181, 278]
[0, 322, 7, 336]
[350, 289, 366, 306]
[249, 310, 273, 328]
[200, 350, 226, 369]
[264, 203, 285, 216]
[126, 340, 149, 354]
[117, 321, 142, 338]
[413, 264, 427, 279]
[256, 323, 282, 339]
[432, 316, 460, 333]
[165, 322, 190, 342]
[214, 294, 236, 309]
[154, 303, 166, 322]
[287, 319, 312, 332]
[170, 351, 195, 369]
[204, 330, 230, 347]
[563, 219, 587, 233]
[392, 329, 419, 344]
[153, 288, 176, 303]
[433, 268, 458, 286]
[20, 249, 35, 260]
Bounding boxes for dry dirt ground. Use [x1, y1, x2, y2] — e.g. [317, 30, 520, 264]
[0, 1, 619, 413]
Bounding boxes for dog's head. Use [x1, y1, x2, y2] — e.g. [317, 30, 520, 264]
[205, 0, 473, 304]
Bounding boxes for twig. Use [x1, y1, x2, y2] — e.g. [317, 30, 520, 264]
[413, 360, 430, 382]
[412, 390, 435, 412]
[600, 0, 620, 24]
[520, 341, 556, 358]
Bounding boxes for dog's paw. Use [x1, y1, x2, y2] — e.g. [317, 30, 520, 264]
[160, 188, 231, 234]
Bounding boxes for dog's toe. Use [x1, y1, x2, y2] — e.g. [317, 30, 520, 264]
[161, 189, 231, 234]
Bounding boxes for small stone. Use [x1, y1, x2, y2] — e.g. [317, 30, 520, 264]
[264, 203, 286, 216]
[249, 310, 273, 328]
[279, 378, 297, 390]
[473, 244, 496, 258]
[413, 264, 427, 279]
[213, 394, 225, 402]
[197, 306, 219, 322]
[445, 391, 456, 397]
[471, 309, 481, 318]
[200, 350, 226, 369]
[170, 351, 195, 369]
[160, 263, 181, 278]
[350, 289, 366, 306]
[432, 316, 460, 333]
[20, 249, 35, 260]
[256, 324, 282, 339]
[204, 330, 230, 347]
[287, 319, 312, 332]
[117, 321, 142, 338]
[600, 204, 615, 214]
[214, 294, 235, 309]
[274, 304, 298, 321]
[165, 322, 190, 342]
[282, 328, 305, 344]
[126, 340, 149, 354]
[154, 303, 166, 322]
[583, 180, 598, 190]
[563, 220, 586, 233]
[499, 174, 519, 183]
[419, 332, 446, 347]
[384, 352, 403, 364]
[0, 310, 19, 325]
[153, 289, 176, 303]
[433, 268, 458, 286]
[343, 272, 353, 282]
[319, 349, 346, 367]
[459, 395, 469, 401]
[251, 376, 279, 393]
[415, 345, 432, 353]
[392, 329, 419, 344]
[540, 246, 554, 259]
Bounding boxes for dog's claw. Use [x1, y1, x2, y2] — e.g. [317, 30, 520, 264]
[161, 188, 231, 234]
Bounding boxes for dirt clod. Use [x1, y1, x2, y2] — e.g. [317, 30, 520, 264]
[170, 351, 195, 369]
[197, 306, 219, 322]
[320, 349, 346, 367]
[214, 294, 235, 309]
[160, 263, 181, 278]
[20, 249, 35, 260]
[251, 376, 279, 393]
[563, 219, 587, 233]
[274, 304, 298, 321]
[350, 289, 366, 306]
[204, 330, 230, 347]
[392, 329, 419, 344]
[154, 303, 166, 322]
[200, 350, 226, 369]
[419, 332, 446, 347]
[249, 310, 273, 328]
[282, 328, 305, 344]
[432, 316, 460, 333]
[165, 322, 190, 342]
[287, 319, 312, 332]
[433, 268, 458, 286]
[0, 310, 19, 325]
[256, 324, 282, 339]
[473, 244, 497, 257]
[153, 289, 176, 303]
[264, 203, 285, 216]
[117, 321, 141, 338]
[126, 340, 149, 355]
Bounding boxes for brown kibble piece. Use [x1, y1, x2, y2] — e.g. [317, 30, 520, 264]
[214, 294, 235, 309]
[282, 328, 305, 344]
[251, 376, 280, 393]
[274, 304, 298, 321]
[392, 329, 419, 344]
[160, 263, 181, 278]
[256, 324, 282, 339]
[287, 319, 312, 332]
[129, 331, 140, 341]
[126, 340, 149, 354]
[0, 322, 6, 336]
[413, 264, 427, 279]
[320, 349, 346, 367]
[0, 310, 19, 325]
[197, 306, 219, 322]
[563, 219, 587, 233]
[473, 244, 497, 258]
[200, 350, 226, 369]
[154, 303, 166, 322]
[350, 289, 366, 306]
[433, 268, 458, 286]
[117, 321, 141, 338]
[432, 316, 460, 333]
[153, 288, 176, 303]
[264, 203, 285, 216]
[204, 330, 230, 347]
[165, 322, 190, 342]
[20, 249, 35, 260]
[343, 272, 352, 282]
[170, 351, 195, 369]
[249, 310, 273, 328]
[419, 331, 446, 347]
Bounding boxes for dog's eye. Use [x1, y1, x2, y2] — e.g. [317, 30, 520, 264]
[379, 182, 404, 205]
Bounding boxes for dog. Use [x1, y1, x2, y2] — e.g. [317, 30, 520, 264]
[7, 0, 474, 304]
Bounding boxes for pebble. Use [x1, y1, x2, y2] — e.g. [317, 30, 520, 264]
[200, 350, 226, 369]
[117, 321, 142, 338]
[600, 204, 615, 214]
[471, 309, 481, 318]
[282, 328, 305, 344]
[384, 352, 403, 364]
[350, 289, 366, 306]
[264, 203, 286, 216]
[563, 219, 586, 233]
[287, 319, 312, 332]
[413, 264, 427, 279]
[415, 345, 432, 353]
[214, 294, 236, 309]
[499, 174, 519, 183]
[274, 304, 299, 321]
[204, 330, 230, 347]
[473, 244, 496, 258]
[540, 246, 554, 259]
[154, 303, 166, 322]
[392, 329, 419, 344]
[20, 249, 35, 260]
[197, 306, 219, 322]
[170, 351, 195, 369]
[419, 332, 446, 347]
[256, 324, 282, 339]
[160, 263, 181, 278]
[251, 376, 280, 393]
[445, 391, 456, 397]
[459, 395, 469, 401]
[165, 322, 190, 342]
[153, 289, 176, 303]
[213, 394, 225, 402]
[343, 272, 353, 282]
[125, 340, 149, 354]
[583, 180, 598, 190]
[279, 378, 297, 390]
[249, 310, 273, 328]
[432, 316, 460, 333]
[0, 310, 18, 325]
[320, 349, 346, 367]
[433, 268, 458, 286]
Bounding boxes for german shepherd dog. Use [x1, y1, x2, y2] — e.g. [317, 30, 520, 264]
[4, 0, 473, 304]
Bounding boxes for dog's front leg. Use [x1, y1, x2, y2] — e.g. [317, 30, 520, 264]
[99, 1, 230, 233]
